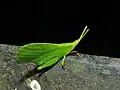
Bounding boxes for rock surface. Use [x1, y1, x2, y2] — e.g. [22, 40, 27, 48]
[0, 44, 120, 90]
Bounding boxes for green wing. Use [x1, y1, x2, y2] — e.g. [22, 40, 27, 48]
[17, 43, 74, 70]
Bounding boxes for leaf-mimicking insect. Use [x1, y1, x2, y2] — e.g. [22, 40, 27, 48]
[16, 26, 89, 83]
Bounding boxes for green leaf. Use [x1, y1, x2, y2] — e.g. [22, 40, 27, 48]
[16, 26, 89, 70]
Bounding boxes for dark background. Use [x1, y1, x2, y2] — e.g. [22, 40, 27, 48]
[0, 1, 115, 58]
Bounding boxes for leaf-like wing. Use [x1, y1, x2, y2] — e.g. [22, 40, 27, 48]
[17, 43, 74, 66]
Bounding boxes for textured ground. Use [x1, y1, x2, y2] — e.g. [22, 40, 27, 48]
[0, 44, 120, 90]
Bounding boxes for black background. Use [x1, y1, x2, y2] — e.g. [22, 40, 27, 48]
[0, 1, 115, 58]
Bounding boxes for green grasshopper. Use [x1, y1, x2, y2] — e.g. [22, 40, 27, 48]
[16, 26, 89, 83]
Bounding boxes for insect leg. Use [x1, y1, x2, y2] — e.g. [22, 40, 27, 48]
[19, 66, 39, 84]
[68, 51, 80, 56]
[38, 59, 62, 77]
[38, 68, 51, 77]
[61, 56, 67, 71]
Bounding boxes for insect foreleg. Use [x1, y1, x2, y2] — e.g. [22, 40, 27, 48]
[67, 51, 80, 56]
